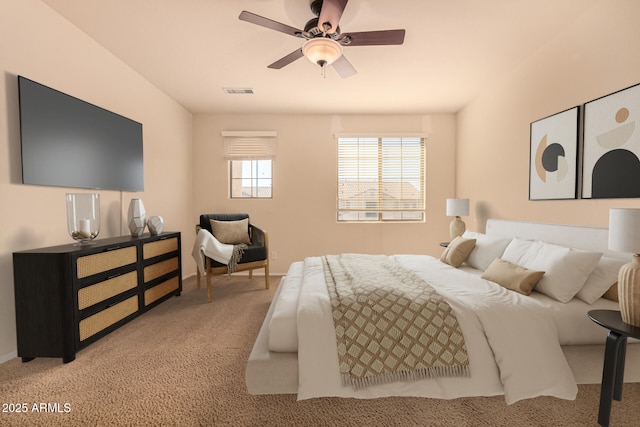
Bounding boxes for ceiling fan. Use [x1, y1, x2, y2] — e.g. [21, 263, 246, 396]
[239, 0, 406, 78]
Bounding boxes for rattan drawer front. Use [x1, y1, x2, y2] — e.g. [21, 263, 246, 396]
[78, 296, 138, 342]
[143, 237, 178, 260]
[77, 271, 138, 310]
[144, 257, 179, 283]
[77, 246, 137, 279]
[144, 276, 179, 306]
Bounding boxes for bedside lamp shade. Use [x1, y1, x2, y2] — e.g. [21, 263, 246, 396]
[446, 198, 470, 240]
[609, 209, 640, 253]
[609, 208, 640, 327]
[446, 198, 470, 217]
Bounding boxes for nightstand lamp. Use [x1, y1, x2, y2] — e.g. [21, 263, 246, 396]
[609, 208, 640, 327]
[446, 198, 469, 240]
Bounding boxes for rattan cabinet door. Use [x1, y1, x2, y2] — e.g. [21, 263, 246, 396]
[74, 243, 140, 349]
[142, 233, 181, 308]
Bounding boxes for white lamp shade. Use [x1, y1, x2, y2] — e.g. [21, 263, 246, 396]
[302, 38, 343, 66]
[446, 198, 469, 217]
[609, 208, 640, 254]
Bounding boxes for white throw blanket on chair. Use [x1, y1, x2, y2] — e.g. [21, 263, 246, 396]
[192, 229, 242, 275]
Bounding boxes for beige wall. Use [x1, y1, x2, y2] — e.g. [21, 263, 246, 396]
[193, 113, 457, 275]
[457, 0, 640, 232]
[0, 0, 194, 361]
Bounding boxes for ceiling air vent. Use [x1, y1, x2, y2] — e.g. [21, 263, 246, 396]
[223, 88, 254, 95]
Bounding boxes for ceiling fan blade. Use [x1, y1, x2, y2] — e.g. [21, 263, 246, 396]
[341, 29, 406, 46]
[331, 55, 357, 79]
[267, 48, 305, 69]
[239, 11, 302, 37]
[318, 0, 348, 34]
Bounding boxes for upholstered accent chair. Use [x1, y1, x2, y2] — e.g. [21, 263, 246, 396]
[196, 213, 269, 302]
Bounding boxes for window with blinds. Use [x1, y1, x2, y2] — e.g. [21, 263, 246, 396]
[337, 136, 425, 222]
[222, 131, 275, 199]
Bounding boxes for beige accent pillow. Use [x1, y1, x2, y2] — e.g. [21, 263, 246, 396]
[440, 237, 476, 268]
[210, 218, 251, 244]
[481, 258, 545, 296]
[603, 283, 619, 302]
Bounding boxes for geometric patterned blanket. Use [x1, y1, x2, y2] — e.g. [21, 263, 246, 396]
[322, 254, 470, 390]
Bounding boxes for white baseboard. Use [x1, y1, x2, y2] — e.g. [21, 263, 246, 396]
[0, 350, 17, 364]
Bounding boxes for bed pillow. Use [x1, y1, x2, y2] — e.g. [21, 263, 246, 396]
[500, 237, 535, 265]
[481, 258, 545, 295]
[440, 236, 476, 268]
[576, 257, 625, 304]
[462, 231, 512, 271]
[501, 239, 602, 303]
[210, 218, 251, 244]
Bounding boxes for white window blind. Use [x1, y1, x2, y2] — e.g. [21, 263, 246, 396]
[337, 136, 425, 222]
[222, 131, 277, 160]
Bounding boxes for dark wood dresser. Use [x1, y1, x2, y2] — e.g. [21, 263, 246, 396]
[13, 232, 181, 363]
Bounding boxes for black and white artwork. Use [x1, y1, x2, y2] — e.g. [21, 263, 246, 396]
[582, 83, 640, 199]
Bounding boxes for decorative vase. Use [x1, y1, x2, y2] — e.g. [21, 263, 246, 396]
[449, 217, 466, 240]
[147, 216, 164, 235]
[619, 255, 640, 327]
[127, 198, 146, 237]
[66, 193, 100, 245]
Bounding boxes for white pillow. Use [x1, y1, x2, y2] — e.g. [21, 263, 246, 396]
[501, 237, 535, 266]
[502, 239, 602, 303]
[462, 231, 512, 271]
[576, 257, 625, 304]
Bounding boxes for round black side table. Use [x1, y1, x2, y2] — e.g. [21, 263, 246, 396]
[588, 309, 640, 427]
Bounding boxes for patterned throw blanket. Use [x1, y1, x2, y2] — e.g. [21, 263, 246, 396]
[322, 254, 470, 389]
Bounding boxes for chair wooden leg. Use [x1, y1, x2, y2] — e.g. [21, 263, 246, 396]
[249, 269, 253, 279]
[265, 263, 270, 289]
[206, 273, 212, 303]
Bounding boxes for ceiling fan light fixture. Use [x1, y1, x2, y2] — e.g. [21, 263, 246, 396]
[302, 38, 343, 67]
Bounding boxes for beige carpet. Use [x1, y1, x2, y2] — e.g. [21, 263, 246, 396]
[2, 275, 640, 426]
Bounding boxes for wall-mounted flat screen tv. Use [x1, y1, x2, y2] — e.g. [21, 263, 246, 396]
[18, 76, 144, 192]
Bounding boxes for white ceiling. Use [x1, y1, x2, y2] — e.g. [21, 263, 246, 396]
[41, 0, 599, 114]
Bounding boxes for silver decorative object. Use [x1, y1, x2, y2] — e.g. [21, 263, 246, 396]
[147, 216, 164, 235]
[127, 198, 146, 236]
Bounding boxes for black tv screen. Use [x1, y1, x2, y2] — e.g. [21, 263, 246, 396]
[18, 76, 144, 192]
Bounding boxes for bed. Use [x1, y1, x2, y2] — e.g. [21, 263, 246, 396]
[246, 219, 640, 403]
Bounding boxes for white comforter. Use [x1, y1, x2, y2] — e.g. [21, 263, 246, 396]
[295, 255, 578, 404]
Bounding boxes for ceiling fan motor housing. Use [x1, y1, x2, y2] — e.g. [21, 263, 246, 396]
[310, 0, 341, 36]
[304, 18, 340, 39]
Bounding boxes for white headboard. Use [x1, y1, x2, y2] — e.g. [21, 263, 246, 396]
[485, 219, 629, 261]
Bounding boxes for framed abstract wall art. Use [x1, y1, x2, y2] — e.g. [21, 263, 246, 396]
[529, 106, 579, 200]
[582, 83, 640, 199]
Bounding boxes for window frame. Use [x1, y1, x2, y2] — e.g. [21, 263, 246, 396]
[229, 159, 273, 199]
